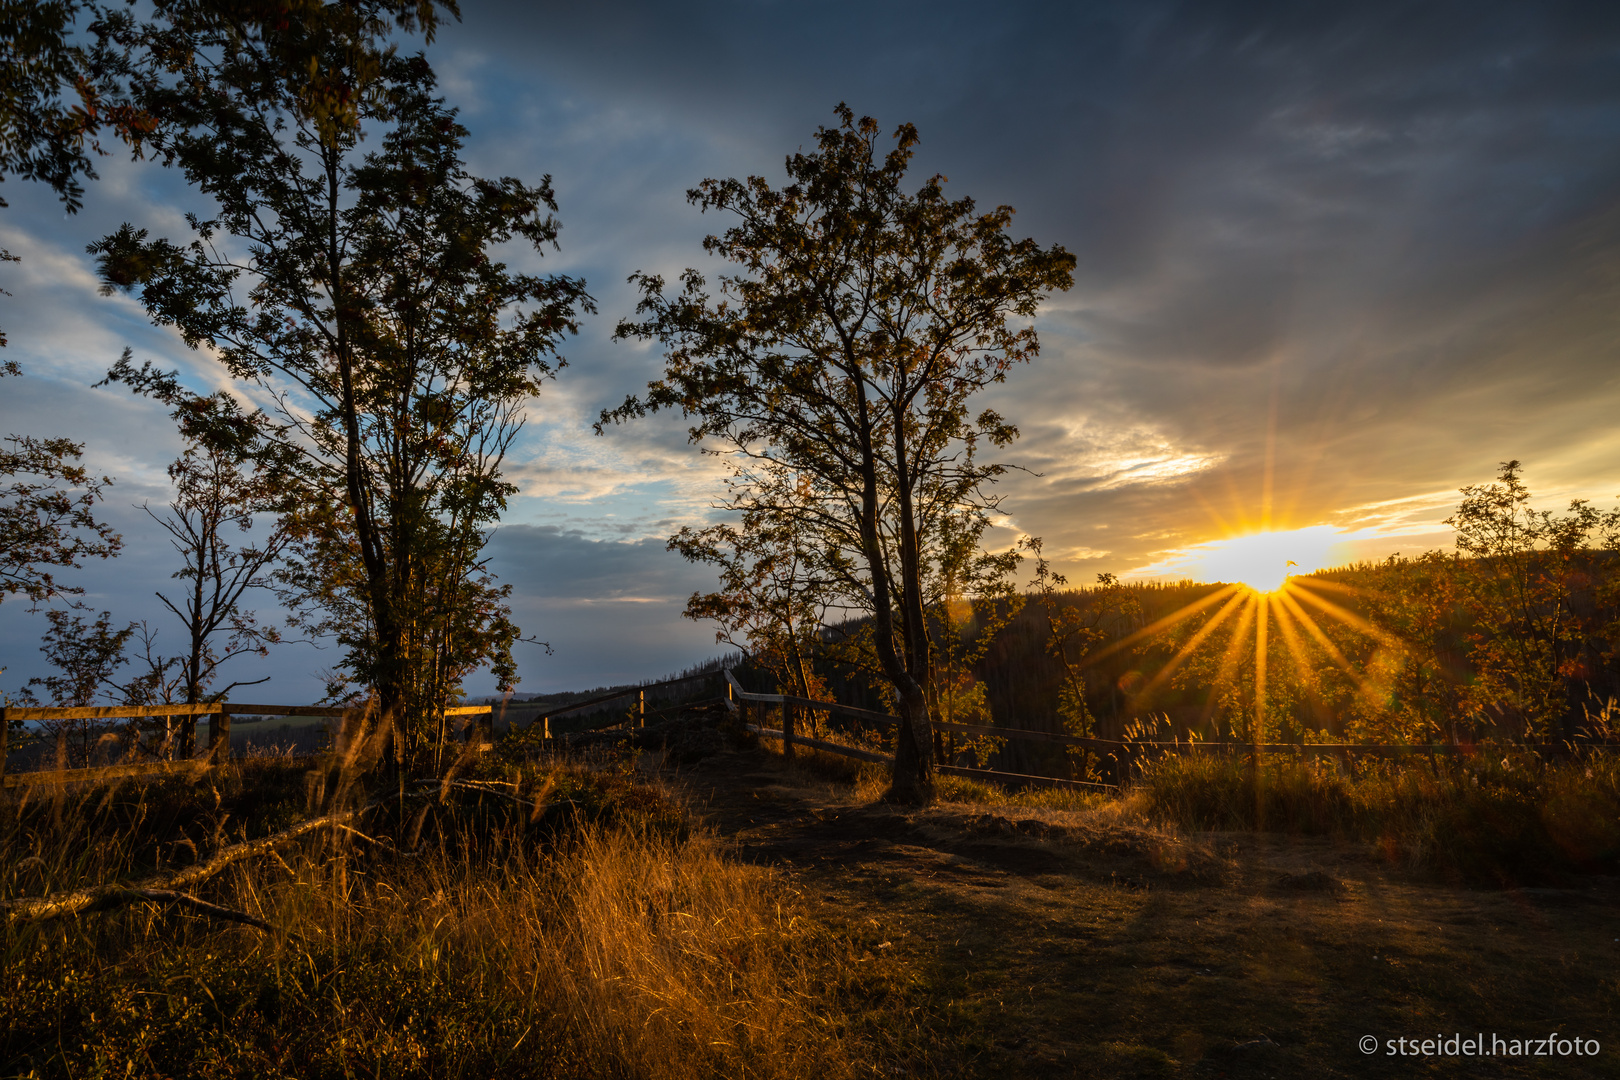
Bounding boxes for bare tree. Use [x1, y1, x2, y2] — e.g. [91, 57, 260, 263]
[142, 400, 291, 753]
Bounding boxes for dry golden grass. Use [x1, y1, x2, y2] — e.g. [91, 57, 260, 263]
[13, 742, 1620, 1078]
[1129, 747, 1620, 882]
[1, 760, 864, 1079]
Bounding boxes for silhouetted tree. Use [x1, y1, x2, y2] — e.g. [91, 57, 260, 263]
[0, 0, 135, 212]
[671, 478, 837, 704]
[25, 607, 133, 764]
[91, 1, 589, 769]
[0, 3, 124, 639]
[0, 433, 120, 611]
[1446, 460, 1620, 739]
[607, 105, 1073, 803]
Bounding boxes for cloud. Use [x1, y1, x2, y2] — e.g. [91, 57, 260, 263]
[4, 0, 1619, 693]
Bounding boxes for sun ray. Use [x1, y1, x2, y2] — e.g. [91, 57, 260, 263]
[1082, 582, 1243, 668]
[1269, 590, 1315, 679]
[1130, 587, 1250, 706]
[1185, 483, 1243, 543]
[1288, 579, 1405, 650]
[1294, 575, 1359, 596]
[1254, 592, 1269, 745]
[1276, 584, 1392, 715]
[1197, 593, 1257, 730]
[1275, 586, 1360, 679]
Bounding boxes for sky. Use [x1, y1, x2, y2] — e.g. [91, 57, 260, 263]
[3, 0, 1620, 700]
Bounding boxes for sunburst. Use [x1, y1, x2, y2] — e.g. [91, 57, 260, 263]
[1175, 525, 1342, 594]
[1089, 563, 1400, 743]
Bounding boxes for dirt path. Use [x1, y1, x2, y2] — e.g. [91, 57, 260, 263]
[669, 749, 1620, 1079]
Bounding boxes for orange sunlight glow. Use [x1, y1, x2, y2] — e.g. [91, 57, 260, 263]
[1088, 524, 1404, 743]
[1181, 525, 1341, 593]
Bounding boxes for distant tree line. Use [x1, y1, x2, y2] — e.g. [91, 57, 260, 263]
[773, 461, 1620, 784]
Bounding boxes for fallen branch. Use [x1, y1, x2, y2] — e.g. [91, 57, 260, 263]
[2, 805, 371, 926]
[121, 889, 274, 933]
[410, 777, 543, 810]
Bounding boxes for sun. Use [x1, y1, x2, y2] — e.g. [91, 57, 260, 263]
[1181, 525, 1341, 593]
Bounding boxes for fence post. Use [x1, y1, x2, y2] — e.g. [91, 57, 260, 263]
[0, 706, 7, 781]
[639, 690, 645, 728]
[56, 726, 68, 771]
[208, 710, 230, 761]
[783, 699, 795, 762]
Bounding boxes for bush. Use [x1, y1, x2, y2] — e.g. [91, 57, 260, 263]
[1130, 748, 1620, 883]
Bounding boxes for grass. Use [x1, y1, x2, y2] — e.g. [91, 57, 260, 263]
[695, 746, 1620, 1079]
[8, 741, 1620, 1078]
[1128, 747, 1620, 883]
[1, 757, 867, 1079]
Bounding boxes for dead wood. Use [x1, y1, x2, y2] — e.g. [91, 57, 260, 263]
[119, 889, 274, 932]
[2, 805, 369, 927]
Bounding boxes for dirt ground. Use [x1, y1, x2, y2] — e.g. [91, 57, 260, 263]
[666, 748, 1620, 1079]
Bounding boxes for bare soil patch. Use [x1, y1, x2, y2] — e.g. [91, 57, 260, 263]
[668, 748, 1620, 1078]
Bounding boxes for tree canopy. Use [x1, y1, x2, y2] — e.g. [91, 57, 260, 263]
[91, 0, 588, 767]
[608, 105, 1074, 803]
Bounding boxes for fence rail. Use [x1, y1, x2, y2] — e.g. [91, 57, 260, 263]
[12, 670, 1611, 793]
[722, 670, 1127, 791]
[719, 670, 1618, 791]
[496, 667, 736, 737]
[0, 700, 496, 786]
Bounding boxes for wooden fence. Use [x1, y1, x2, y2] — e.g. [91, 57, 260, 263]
[11, 672, 1606, 794]
[718, 670, 1613, 792]
[0, 701, 495, 788]
[722, 670, 1117, 792]
[498, 668, 736, 737]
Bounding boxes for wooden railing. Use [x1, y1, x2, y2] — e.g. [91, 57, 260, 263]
[722, 670, 1117, 792]
[1, 700, 495, 787]
[498, 668, 734, 737]
[717, 670, 1612, 792]
[15, 672, 1602, 794]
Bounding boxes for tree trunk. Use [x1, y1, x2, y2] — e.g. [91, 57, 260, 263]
[886, 681, 934, 804]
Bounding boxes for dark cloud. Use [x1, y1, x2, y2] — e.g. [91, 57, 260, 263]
[4, 0, 1619, 696]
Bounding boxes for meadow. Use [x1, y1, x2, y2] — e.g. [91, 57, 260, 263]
[4, 733, 1617, 1078]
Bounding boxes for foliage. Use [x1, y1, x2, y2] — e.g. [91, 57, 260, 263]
[608, 104, 1073, 803]
[148, 424, 288, 706]
[0, 427, 121, 610]
[925, 517, 1024, 767]
[0, 0, 139, 213]
[670, 474, 836, 704]
[90, 1, 590, 768]
[19, 607, 135, 764]
[28, 607, 133, 707]
[1059, 463, 1620, 750]
[1330, 551, 1468, 744]
[95, 371, 295, 713]
[1132, 747, 1620, 883]
[1024, 537, 1143, 739]
[0, 4, 125, 631]
[1444, 460, 1620, 739]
